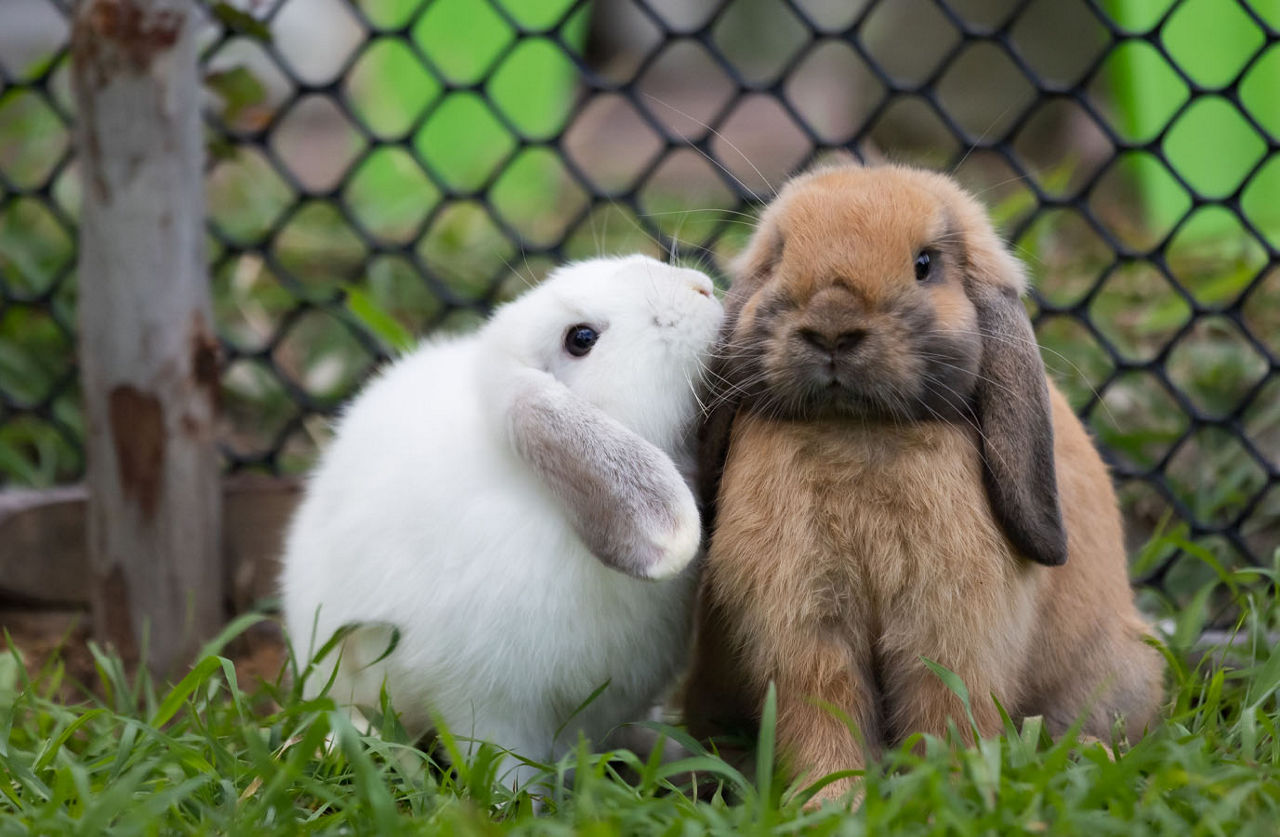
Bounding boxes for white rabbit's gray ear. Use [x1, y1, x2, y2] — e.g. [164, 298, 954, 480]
[967, 281, 1068, 567]
[509, 373, 700, 580]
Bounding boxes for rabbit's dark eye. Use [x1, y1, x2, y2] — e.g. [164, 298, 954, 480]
[914, 250, 934, 282]
[565, 325, 599, 357]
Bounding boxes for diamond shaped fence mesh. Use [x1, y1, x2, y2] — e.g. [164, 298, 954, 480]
[0, 0, 1277, 610]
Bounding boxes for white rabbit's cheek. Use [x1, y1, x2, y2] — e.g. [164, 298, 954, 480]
[645, 306, 721, 369]
[564, 345, 698, 453]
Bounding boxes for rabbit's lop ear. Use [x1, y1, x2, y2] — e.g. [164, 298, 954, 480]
[700, 225, 783, 521]
[696, 319, 741, 521]
[509, 371, 701, 580]
[967, 278, 1069, 567]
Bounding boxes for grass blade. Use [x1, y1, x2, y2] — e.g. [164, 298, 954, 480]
[149, 656, 223, 729]
[757, 681, 777, 806]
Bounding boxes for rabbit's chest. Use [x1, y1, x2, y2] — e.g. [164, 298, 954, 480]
[714, 413, 1014, 620]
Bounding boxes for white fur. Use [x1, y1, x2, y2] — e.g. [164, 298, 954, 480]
[280, 255, 722, 786]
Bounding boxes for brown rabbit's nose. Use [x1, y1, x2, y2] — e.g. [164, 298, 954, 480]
[799, 328, 867, 355]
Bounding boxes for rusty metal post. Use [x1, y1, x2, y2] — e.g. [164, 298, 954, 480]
[70, 0, 223, 676]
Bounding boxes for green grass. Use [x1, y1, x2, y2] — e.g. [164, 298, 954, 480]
[3, 540, 1280, 835]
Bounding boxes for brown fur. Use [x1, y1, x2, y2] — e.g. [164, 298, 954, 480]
[683, 164, 1164, 803]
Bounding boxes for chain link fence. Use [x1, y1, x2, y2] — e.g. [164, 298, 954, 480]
[0, 0, 1277, 609]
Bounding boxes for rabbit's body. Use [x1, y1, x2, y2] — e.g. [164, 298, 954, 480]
[683, 164, 1163, 802]
[281, 256, 721, 785]
[689, 385, 1159, 755]
[284, 342, 695, 758]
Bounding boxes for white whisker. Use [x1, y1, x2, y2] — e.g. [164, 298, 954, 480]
[642, 92, 776, 199]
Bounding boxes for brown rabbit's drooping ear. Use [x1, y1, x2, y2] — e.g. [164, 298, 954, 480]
[967, 280, 1069, 567]
[696, 352, 738, 519]
[697, 225, 783, 523]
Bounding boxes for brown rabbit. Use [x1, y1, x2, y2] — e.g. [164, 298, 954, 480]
[683, 163, 1164, 802]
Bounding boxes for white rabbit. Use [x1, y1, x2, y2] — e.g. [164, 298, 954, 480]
[280, 254, 723, 787]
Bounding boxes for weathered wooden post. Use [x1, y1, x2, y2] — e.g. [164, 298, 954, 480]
[70, 0, 223, 676]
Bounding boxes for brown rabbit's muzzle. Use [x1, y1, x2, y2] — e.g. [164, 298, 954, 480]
[728, 279, 980, 424]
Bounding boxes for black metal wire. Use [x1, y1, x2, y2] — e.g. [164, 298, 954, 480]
[0, 0, 1276, 601]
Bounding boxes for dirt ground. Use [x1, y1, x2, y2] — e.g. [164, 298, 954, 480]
[1, 607, 289, 702]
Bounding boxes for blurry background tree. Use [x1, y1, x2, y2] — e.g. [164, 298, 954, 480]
[0, 0, 1277, 640]
[67, 0, 223, 677]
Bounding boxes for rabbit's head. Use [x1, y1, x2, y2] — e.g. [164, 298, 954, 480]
[485, 255, 722, 457]
[481, 255, 723, 579]
[707, 164, 1066, 567]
